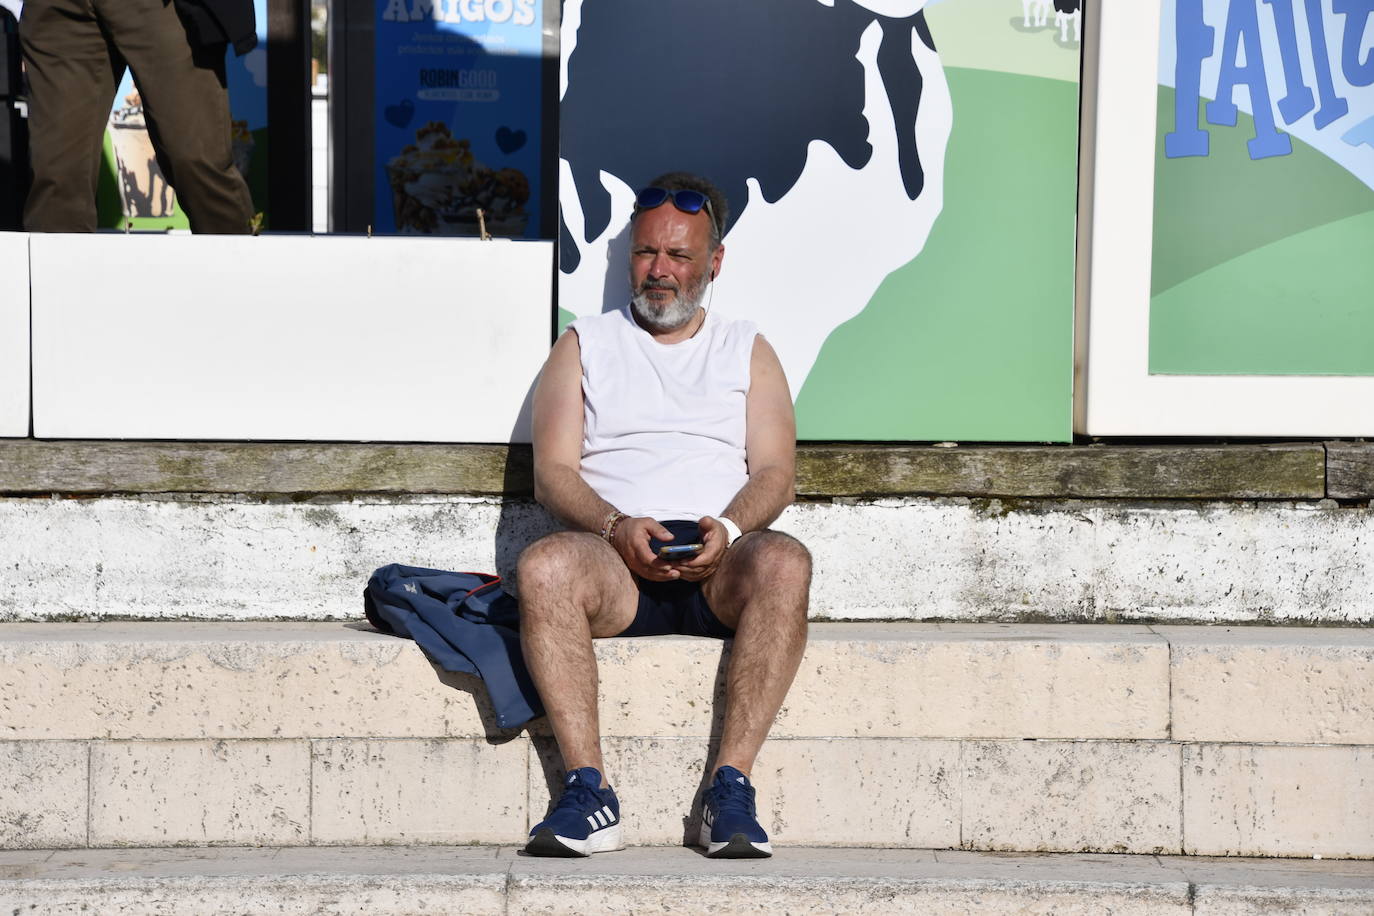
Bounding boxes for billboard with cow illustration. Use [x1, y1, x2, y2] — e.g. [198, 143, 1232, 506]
[558, 0, 1082, 441]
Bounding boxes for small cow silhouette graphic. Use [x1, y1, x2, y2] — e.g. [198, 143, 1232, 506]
[1024, 0, 1080, 43]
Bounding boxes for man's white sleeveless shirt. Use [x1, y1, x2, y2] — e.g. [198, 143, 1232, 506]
[570, 305, 758, 522]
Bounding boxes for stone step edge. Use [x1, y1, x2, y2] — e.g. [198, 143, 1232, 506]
[0, 440, 1343, 499]
[3, 621, 1371, 746]
[0, 846, 1369, 916]
[10, 733, 1370, 856]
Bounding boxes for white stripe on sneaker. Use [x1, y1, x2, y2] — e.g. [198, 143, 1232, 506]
[601, 805, 615, 824]
[586, 815, 597, 829]
[595, 811, 608, 828]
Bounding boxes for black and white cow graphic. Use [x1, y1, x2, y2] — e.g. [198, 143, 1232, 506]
[1023, 0, 1052, 27]
[1054, 0, 1082, 43]
[1024, 0, 1080, 43]
[558, 0, 952, 396]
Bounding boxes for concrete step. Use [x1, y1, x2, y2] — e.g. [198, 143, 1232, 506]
[1, 622, 1370, 857]
[2, 495, 1373, 624]
[0, 846, 1370, 915]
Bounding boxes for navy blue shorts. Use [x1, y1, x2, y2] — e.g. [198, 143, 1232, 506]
[615, 520, 735, 640]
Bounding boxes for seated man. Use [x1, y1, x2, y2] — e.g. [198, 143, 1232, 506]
[519, 171, 811, 859]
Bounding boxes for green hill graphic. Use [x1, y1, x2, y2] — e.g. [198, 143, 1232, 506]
[795, 67, 1076, 441]
[1152, 86, 1374, 297]
[1151, 209, 1374, 375]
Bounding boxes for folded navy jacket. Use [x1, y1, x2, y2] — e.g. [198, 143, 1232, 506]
[363, 563, 544, 729]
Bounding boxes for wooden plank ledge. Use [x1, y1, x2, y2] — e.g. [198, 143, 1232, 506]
[1327, 441, 1374, 499]
[0, 440, 1330, 499]
[796, 443, 1326, 499]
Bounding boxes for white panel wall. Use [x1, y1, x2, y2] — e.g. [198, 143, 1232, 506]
[0, 232, 29, 437]
[1080, 0, 1374, 436]
[30, 234, 552, 442]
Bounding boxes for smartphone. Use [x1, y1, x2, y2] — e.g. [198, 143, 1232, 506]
[658, 543, 704, 559]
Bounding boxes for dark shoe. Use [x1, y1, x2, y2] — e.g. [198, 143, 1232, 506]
[698, 765, 772, 858]
[525, 766, 624, 857]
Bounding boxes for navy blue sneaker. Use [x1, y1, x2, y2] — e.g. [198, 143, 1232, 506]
[525, 766, 624, 857]
[698, 765, 772, 858]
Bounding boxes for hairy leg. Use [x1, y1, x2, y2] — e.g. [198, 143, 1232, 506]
[517, 532, 639, 783]
[702, 531, 812, 776]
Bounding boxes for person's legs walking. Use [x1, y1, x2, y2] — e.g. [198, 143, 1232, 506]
[20, 0, 124, 231]
[96, 0, 254, 234]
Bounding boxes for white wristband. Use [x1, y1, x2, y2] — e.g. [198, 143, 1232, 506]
[718, 516, 743, 547]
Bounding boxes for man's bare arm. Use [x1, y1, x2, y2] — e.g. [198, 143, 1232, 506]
[530, 330, 613, 531]
[720, 334, 797, 531]
[531, 329, 678, 579]
[674, 335, 796, 581]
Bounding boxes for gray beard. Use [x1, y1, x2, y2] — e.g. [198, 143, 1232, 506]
[630, 278, 707, 332]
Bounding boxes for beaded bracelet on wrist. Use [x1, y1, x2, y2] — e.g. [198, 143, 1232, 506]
[600, 510, 627, 544]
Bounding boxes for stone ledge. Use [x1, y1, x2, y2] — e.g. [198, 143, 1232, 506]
[4, 498, 1372, 625]
[4, 736, 1370, 853]
[4, 622, 1369, 744]
[0, 623, 1370, 855]
[0, 847, 1368, 915]
[0, 622, 1172, 741]
[0, 440, 1330, 499]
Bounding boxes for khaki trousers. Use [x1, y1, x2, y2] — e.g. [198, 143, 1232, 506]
[20, 0, 254, 233]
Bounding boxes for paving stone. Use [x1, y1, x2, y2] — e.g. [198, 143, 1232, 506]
[504, 872, 1190, 914]
[0, 846, 1367, 915]
[89, 741, 310, 847]
[0, 623, 489, 740]
[778, 624, 1168, 740]
[752, 738, 960, 849]
[592, 625, 1169, 741]
[0, 742, 87, 848]
[1193, 885, 1374, 915]
[0, 874, 507, 915]
[0, 622, 1171, 743]
[962, 740, 1182, 854]
[310, 739, 529, 845]
[1183, 744, 1374, 858]
[1162, 626, 1374, 744]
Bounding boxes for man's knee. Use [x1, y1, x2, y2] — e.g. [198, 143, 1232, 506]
[721, 531, 812, 620]
[516, 532, 607, 611]
[738, 530, 811, 584]
[518, 532, 591, 588]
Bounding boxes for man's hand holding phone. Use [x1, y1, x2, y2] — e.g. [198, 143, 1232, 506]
[658, 542, 704, 559]
[612, 516, 685, 581]
[668, 516, 729, 582]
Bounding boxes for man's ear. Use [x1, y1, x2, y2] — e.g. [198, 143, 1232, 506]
[710, 243, 725, 281]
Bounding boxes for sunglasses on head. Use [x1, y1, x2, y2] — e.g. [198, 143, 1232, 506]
[635, 187, 717, 231]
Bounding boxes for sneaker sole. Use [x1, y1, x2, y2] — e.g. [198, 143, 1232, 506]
[525, 823, 624, 857]
[697, 822, 772, 858]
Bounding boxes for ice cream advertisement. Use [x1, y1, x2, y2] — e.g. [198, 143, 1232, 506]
[374, 0, 544, 237]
